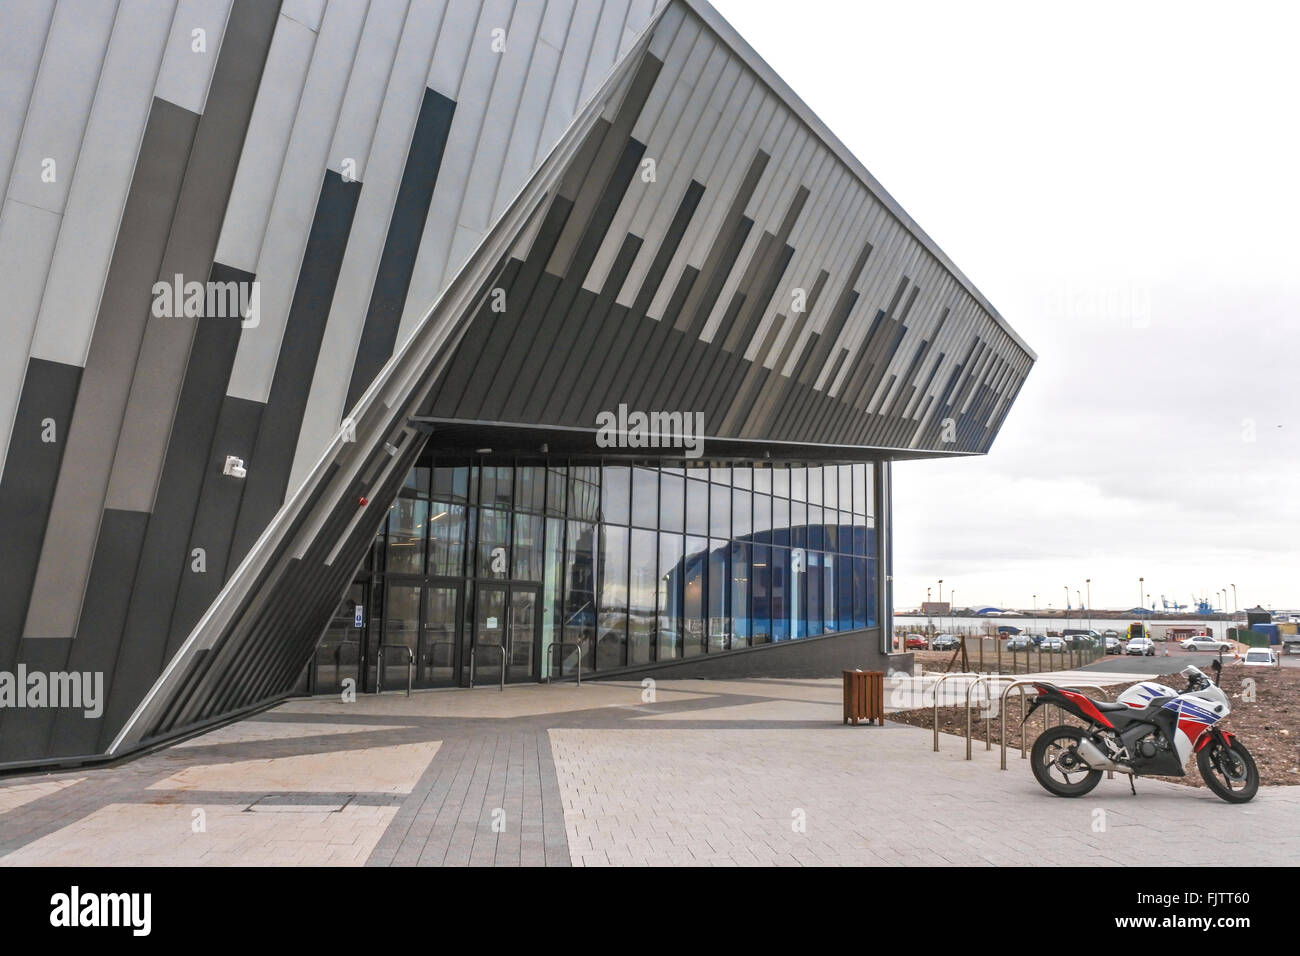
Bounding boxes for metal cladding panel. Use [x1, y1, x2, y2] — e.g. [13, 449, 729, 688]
[0, 0, 1029, 769]
[428, 5, 1033, 457]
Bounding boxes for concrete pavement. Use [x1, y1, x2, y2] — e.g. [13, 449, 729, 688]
[0, 676, 1294, 866]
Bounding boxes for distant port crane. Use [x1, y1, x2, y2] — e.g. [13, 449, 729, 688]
[1160, 595, 1188, 612]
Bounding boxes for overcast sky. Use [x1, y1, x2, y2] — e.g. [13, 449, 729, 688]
[712, 0, 1300, 612]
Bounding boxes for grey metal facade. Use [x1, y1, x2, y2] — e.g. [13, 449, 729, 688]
[0, 0, 1033, 769]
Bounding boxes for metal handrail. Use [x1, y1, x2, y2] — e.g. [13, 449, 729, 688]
[469, 642, 506, 692]
[545, 642, 583, 686]
[929, 671, 979, 752]
[331, 638, 359, 688]
[377, 643, 413, 697]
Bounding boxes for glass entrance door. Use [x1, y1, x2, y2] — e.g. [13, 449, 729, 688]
[420, 583, 462, 687]
[383, 579, 463, 690]
[507, 587, 538, 683]
[473, 584, 539, 685]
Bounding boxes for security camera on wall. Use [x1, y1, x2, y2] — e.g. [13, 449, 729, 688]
[222, 456, 247, 479]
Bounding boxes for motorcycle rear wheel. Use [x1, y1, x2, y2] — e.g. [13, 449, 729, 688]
[1197, 739, 1259, 804]
[1031, 725, 1103, 797]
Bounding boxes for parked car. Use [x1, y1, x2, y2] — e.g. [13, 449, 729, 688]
[1102, 628, 1119, 638]
[1241, 648, 1277, 667]
[1040, 636, 1066, 652]
[1103, 635, 1123, 653]
[904, 634, 929, 650]
[930, 634, 961, 651]
[1180, 637, 1234, 653]
[1126, 637, 1155, 656]
[1005, 635, 1035, 651]
[1062, 629, 1101, 648]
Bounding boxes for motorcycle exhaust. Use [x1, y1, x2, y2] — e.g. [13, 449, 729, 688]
[1075, 737, 1121, 771]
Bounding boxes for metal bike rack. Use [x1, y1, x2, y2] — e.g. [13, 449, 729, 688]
[929, 671, 979, 752]
[998, 679, 1045, 769]
[377, 643, 413, 697]
[469, 642, 506, 692]
[965, 675, 1020, 759]
[545, 642, 583, 687]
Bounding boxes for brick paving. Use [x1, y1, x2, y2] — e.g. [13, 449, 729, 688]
[0, 675, 1295, 866]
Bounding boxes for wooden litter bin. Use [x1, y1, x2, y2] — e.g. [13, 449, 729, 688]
[842, 669, 885, 725]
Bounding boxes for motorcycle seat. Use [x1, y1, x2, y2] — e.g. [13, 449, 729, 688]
[1092, 700, 1131, 713]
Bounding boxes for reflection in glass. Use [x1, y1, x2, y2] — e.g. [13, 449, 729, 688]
[683, 535, 707, 656]
[515, 465, 546, 512]
[806, 550, 822, 636]
[657, 533, 684, 660]
[772, 497, 790, 547]
[790, 466, 806, 501]
[771, 546, 790, 641]
[433, 466, 469, 502]
[708, 537, 729, 651]
[512, 512, 542, 580]
[854, 463, 869, 516]
[476, 508, 509, 578]
[386, 497, 427, 575]
[660, 472, 684, 532]
[546, 465, 567, 515]
[751, 543, 770, 644]
[773, 465, 789, 498]
[480, 465, 513, 509]
[822, 553, 837, 633]
[732, 489, 751, 540]
[731, 541, 750, 647]
[428, 503, 466, 576]
[631, 467, 658, 528]
[569, 465, 600, 522]
[542, 516, 564, 676]
[709, 482, 730, 539]
[685, 478, 709, 535]
[837, 555, 853, 632]
[628, 528, 657, 663]
[563, 520, 597, 672]
[791, 501, 807, 549]
[601, 466, 631, 525]
[598, 523, 628, 670]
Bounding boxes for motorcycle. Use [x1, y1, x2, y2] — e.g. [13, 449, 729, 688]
[1024, 660, 1259, 803]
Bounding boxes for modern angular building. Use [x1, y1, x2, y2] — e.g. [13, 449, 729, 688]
[0, 0, 1033, 770]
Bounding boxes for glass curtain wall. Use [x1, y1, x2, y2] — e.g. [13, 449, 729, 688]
[363, 459, 879, 679]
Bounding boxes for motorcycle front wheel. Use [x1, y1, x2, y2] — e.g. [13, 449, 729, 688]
[1031, 725, 1103, 797]
[1197, 738, 1259, 804]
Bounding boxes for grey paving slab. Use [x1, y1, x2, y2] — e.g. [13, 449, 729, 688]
[0, 676, 1296, 866]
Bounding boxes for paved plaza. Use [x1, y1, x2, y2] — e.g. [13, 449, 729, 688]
[0, 675, 1295, 866]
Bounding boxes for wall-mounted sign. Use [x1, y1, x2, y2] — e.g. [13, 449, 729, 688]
[354, 606, 364, 628]
[486, 617, 498, 629]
